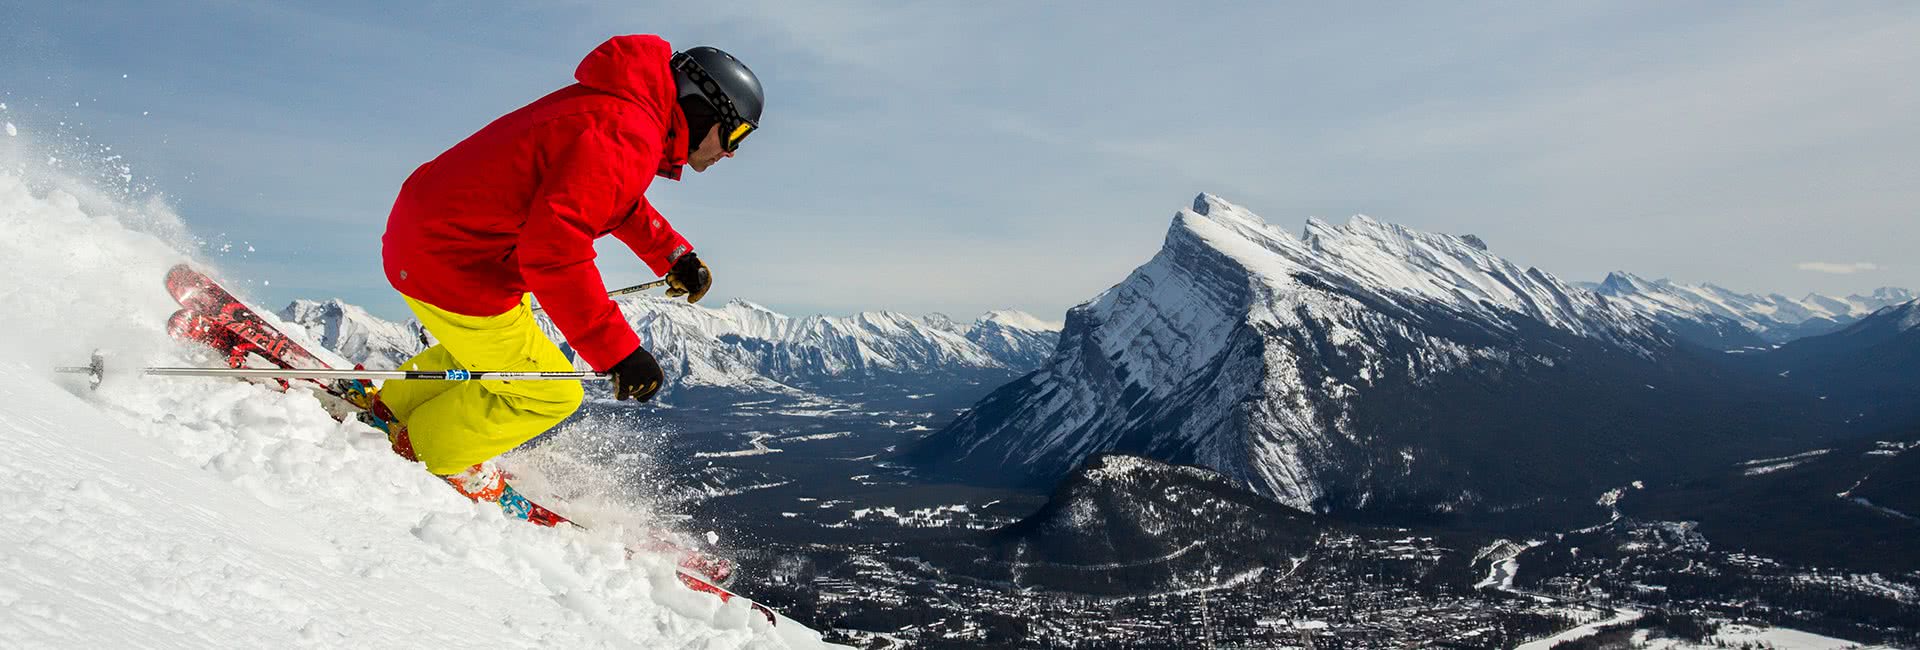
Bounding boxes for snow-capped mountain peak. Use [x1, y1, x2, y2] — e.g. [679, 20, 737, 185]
[962, 309, 1063, 370]
[1589, 272, 1916, 344]
[279, 298, 422, 369]
[1866, 287, 1917, 304]
[973, 309, 1062, 333]
[1184, 194, 1653, 344]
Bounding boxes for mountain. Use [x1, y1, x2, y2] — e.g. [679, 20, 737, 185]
[1753, 299, 1920, 428]
[1590, 272, 1913, 346]
[961, 454, 1322, 595]
[283, 293, 1060, 398]
[910, 194, 1841, 526]
[958, 310, 1064, 370]
[278, 299, 425, 369]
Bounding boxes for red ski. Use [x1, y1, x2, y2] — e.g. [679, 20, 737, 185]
[677, 568, 776, 625]
[164, 264, 382, 423]
[165, 264, 331, 371]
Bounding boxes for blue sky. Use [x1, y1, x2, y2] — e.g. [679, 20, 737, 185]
[3, 2, 1916, 322]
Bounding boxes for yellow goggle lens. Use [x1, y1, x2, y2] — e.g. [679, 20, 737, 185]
[726, 121, 756, 150]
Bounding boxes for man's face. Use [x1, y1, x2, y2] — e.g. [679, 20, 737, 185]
[688, 124, 733, 173]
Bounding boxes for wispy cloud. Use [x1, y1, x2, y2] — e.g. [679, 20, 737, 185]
[1796, 262, 1880, 275]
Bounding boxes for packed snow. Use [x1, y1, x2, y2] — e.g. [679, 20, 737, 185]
[1515, 608, 1644, 650]
[1630, 624, 1894, 649]
[0, 139, 832, 646]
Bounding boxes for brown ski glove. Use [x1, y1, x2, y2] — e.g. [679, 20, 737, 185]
[665, 252, 712, 303]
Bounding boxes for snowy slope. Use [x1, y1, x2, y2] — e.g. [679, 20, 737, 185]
[913, 195, 1819, 517]
[0, 165, 832, 647]
[1591, 272, 1914, 344]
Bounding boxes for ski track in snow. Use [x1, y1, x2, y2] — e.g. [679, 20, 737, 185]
[0, 162, 833, 648]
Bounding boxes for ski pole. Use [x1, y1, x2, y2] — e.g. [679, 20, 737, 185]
[530, 278, 671, 315]
[56, 364, 609, 383]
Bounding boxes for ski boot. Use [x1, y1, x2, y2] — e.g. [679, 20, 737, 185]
[441, 461, 570, 528]
[349, 388, 416, 461]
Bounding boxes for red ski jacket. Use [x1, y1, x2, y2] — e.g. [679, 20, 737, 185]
[382, 35, 693, 371]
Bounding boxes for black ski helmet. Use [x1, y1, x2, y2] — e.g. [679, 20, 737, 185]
[671, 46, 763, 152]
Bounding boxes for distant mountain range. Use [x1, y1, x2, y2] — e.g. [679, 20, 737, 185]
[1584, 272, 1913, 348]
[279, 299, 424, 370]
[909, 194, 1891, 527]
[277, 296, 1061, 400]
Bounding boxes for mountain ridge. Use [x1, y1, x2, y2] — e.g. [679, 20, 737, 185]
[278, 296, 1062, 397]
[1589, 271, 1914, 346]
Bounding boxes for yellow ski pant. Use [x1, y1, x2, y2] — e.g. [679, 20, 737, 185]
[378, 294, 584, 475]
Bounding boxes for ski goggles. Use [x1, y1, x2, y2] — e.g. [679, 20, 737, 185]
[673, 53, 758, 152]
[724, 120, 756, 151]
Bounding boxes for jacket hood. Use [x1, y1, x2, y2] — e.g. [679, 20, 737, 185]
[575, 35, 688, 179]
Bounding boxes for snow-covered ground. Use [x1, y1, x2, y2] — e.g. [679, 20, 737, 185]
[1632, 623, 1893, 649]
[1515, 608, 1644, 650]
[1513, 608, 1890, 650]
[0, 138, 832, 646]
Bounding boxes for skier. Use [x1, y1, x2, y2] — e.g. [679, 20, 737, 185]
[375, 35, 764, 518]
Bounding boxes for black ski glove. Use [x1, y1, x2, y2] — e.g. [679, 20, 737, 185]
[608, 345, 664, 402]
[665, 252, 712, 303]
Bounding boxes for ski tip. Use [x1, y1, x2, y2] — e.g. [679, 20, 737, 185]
[675, 568, 777, 626]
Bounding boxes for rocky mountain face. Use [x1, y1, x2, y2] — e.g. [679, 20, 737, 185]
[1589, 272, 1914, 347]
[280, 296, 1059, 398]
[909, 195, 1844, 526]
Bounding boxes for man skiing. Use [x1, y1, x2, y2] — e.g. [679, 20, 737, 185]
[376, 34, 764, 519]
